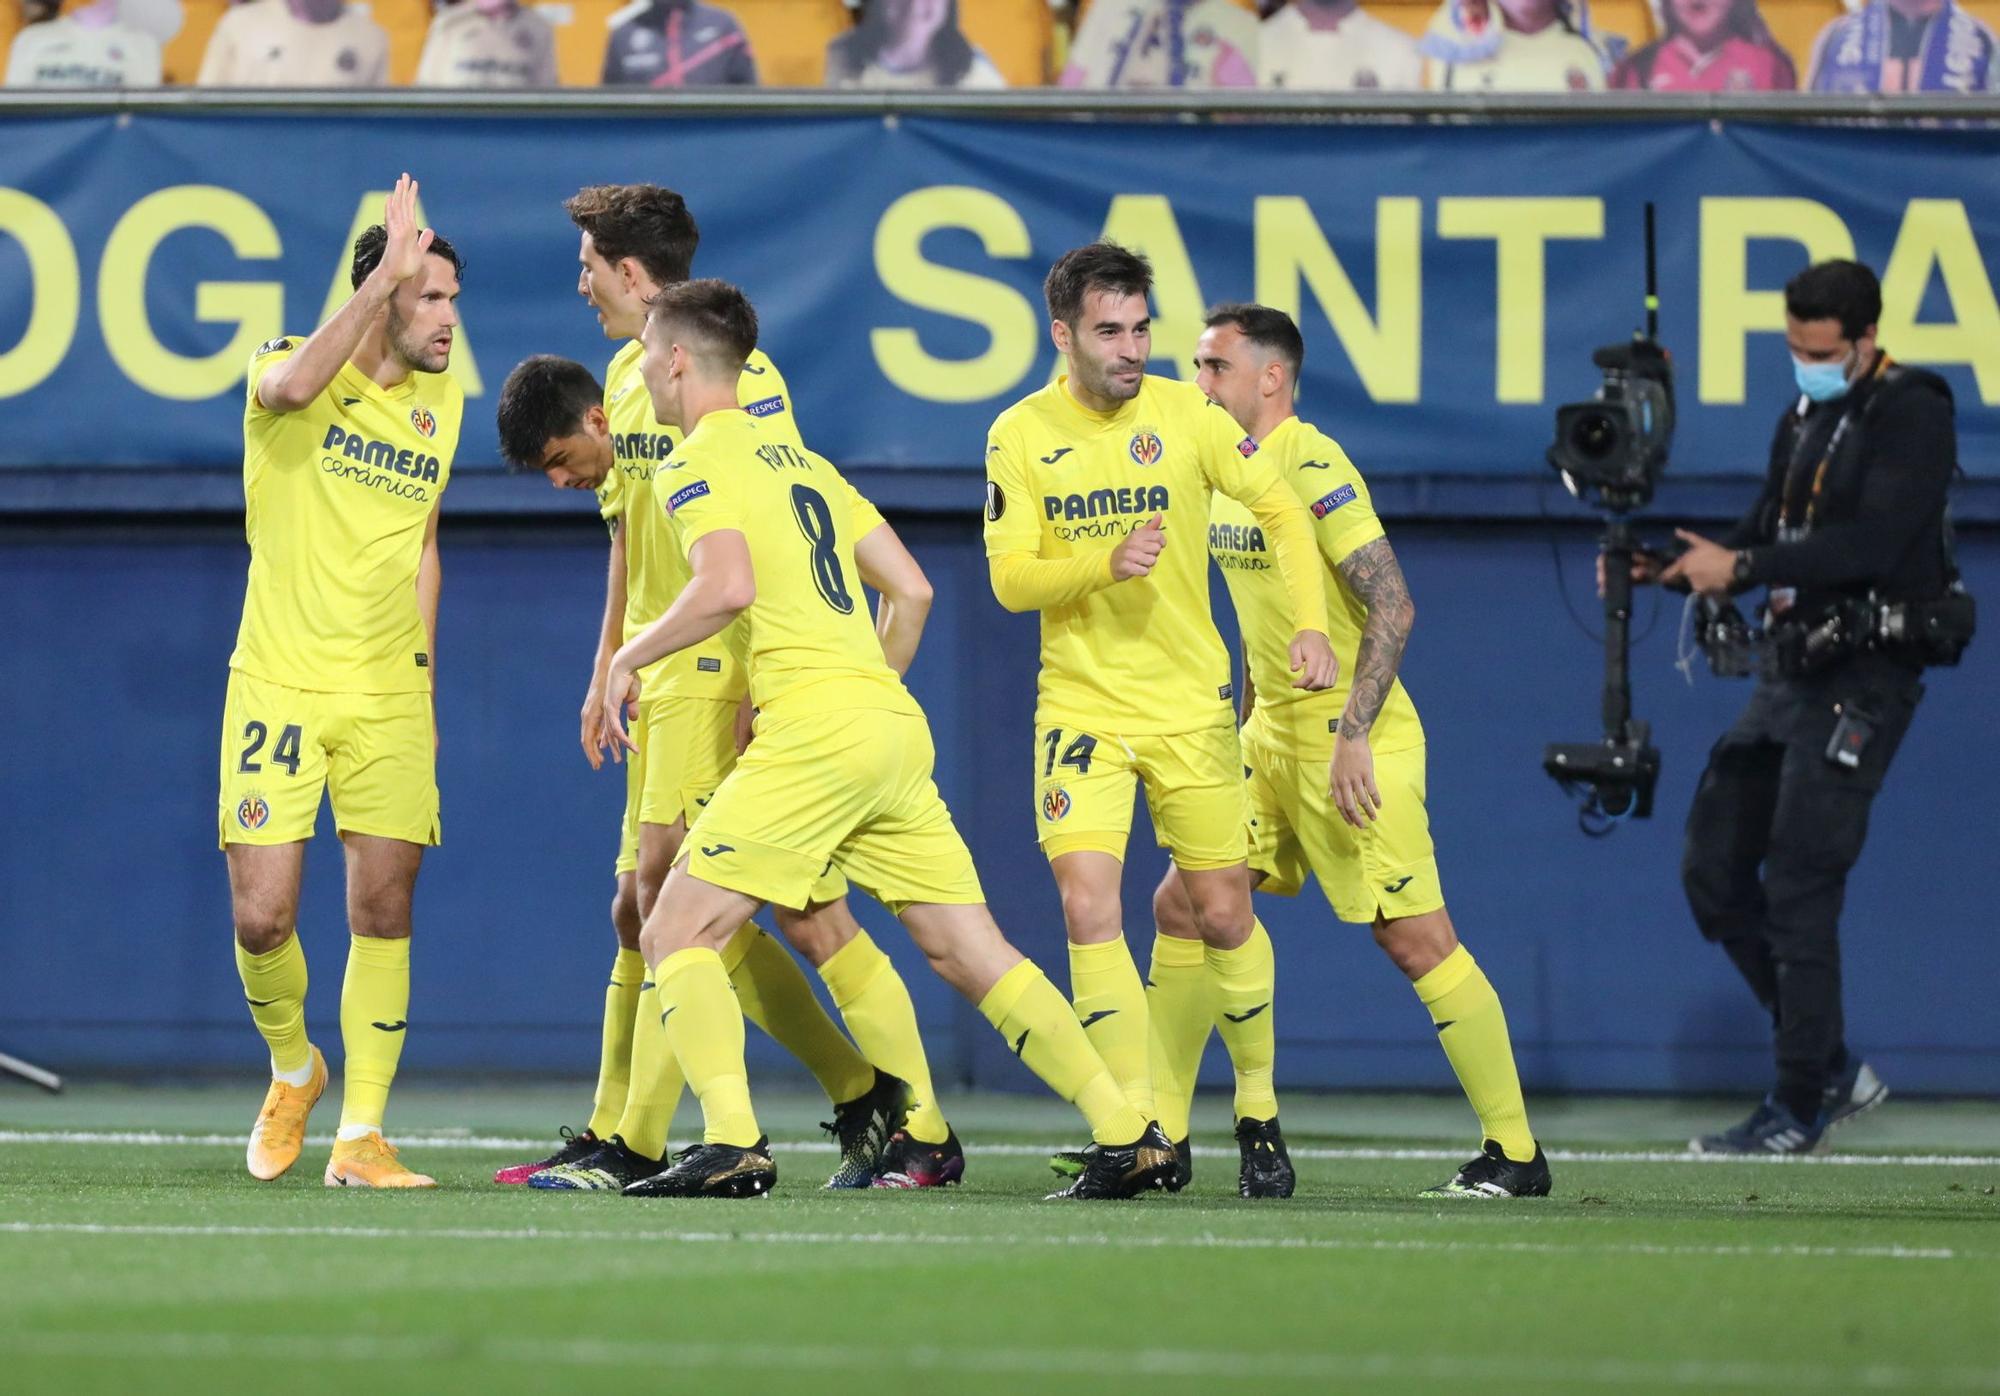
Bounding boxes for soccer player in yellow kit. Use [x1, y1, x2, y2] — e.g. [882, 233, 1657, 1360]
[489, 185, 957, 1193]
[1153, 303, 1551, 1198]
[221, 175, 461, 1189]
[983, 243, 1336, 1198]
[596, 279, 1177, 1200]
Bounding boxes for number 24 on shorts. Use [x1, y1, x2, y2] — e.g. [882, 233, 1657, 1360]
[239, 720, 304, 776]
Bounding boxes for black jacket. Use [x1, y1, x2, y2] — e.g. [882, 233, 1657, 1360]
[1724, 358, 1958, 614]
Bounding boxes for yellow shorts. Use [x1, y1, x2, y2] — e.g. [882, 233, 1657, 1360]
[1034, 720, 1247, 870]
[217, 669, 438, 849]
[1243, 733, 1443, 924]
[684, 704, 983, 915]
[614, 695, 741, 876]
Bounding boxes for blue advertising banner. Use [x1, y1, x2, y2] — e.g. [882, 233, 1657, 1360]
[1, 113, 1996, 489]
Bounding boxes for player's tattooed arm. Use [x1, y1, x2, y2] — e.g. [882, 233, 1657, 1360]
[1335, 537, 1414, 737]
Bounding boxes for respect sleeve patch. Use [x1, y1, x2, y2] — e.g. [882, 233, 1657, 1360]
[665, 481, 711, 512]
[1310, 484, 1357, 518]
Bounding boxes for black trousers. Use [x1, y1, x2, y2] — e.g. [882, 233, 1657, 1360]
[1681, 653, 1924, 1120]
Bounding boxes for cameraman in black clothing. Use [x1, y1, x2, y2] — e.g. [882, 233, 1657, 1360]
[1635, 260, 1962, 1155]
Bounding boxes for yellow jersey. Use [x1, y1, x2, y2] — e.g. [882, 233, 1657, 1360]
[984, 373, 1294, 737]
[1209, 416, 1424, 757]
[662, 408, 917, 722]
[600, 339, 798, 702]
[229, 335, 460, 694]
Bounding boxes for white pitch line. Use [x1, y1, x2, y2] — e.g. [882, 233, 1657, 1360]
[3, 1329, 1997, 1391]
[0, 1220, 1965, 1262]
[1, 1128, 1996, 1168]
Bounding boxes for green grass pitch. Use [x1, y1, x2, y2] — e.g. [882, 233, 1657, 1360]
[3, 1082, 1996, 1394]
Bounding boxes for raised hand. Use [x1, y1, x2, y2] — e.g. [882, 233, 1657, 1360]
[375, 172, 435, 286]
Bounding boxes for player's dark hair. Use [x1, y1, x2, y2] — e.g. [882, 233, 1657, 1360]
[1785, 260, 1881, 342]
[1204, 302, 1306, 378]
[828, 0, 976, 86]
[495, 355, 604, 470]
[645, 278, 758, 376]
[350, 224, 464, 291]
[1044, 241, 1153, 329]
[565, 184, 700, 287]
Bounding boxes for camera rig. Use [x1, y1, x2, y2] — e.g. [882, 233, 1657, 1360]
[1543, 205, 1670, 833]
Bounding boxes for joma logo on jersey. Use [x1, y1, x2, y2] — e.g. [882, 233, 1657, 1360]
[1043, 485, 1169, 521]
[613, 431, 676, 461]
[1128, 431, 1164, 466]
[319, 425, 441, 482]
[1208, 522, 1266, 554]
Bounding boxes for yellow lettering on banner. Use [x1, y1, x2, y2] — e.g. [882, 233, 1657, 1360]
[98, 185, 282, 401]
[1878, 199, 2000, 405]
[1253, 197, 1420, 404]
[320, 190, 483, 397]
[1098, 194, 1205, 381]
[1436, 197, 1603, 404]
[870, 186, 1036, 404]
[1698, 198, 1853, 405]
[0, 188, 81, 398]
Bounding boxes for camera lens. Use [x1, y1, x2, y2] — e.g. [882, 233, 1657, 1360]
[1569, 408, 1623, 461]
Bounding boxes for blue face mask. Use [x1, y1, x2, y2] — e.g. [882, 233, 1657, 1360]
[1793, 351, 1854, 403]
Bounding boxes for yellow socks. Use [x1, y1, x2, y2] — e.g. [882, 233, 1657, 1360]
[1145, 932, 1210, 1143]
[981, 960, 1149, 1147]
[337, 934, 410, 1134]
[236, 933, 312, 1083]
[1067, 936, 1155, 1118]
[611, 978, 686, 1161]
[819, 932, 949, 1143]
[1415, 945, 1536, 1162]
[723, 923, 874, 1108]
[1207, 921, 1279, 1123]
[656, 946, 761, 1147]
[586, 948, 646, 1140]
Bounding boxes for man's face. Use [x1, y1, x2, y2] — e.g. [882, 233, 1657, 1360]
[1055, 288, 1150, 404]
[385, 253, 460, 374]
[536, 407, 614, 491]
[1785, 313, 1868, 374]
[577, 232, 646, 340]
[1193, 322, 1264, 433]
[637, 314, 683, 424]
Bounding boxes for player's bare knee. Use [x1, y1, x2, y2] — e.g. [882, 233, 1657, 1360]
[1374, 910, 1457, 980]
[1187, 887, 1253, 950]
[231, 904, 295, 956]
[774, 909, 849, 968]
[1151, 874, 1201, 942]
[1057, 882, 1122, 943]
[348, 895, 412, 941]
[611, 879, 642, 950]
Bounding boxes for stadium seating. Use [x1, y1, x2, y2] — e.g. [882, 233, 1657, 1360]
[361, 0, 435, 84]
[161, 0, 228, 83]
[962, 0, 1057, 85]
[535, 0, 628, 86]
[723, 0, 850, 85]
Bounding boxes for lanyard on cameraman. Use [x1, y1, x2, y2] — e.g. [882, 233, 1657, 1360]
[1780, 353, 1892, 533]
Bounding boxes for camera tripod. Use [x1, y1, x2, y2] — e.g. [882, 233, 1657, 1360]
[1545, 513, 1662, 831]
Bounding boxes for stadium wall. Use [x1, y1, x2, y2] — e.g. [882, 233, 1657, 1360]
[3, 515, 1994, 1096]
